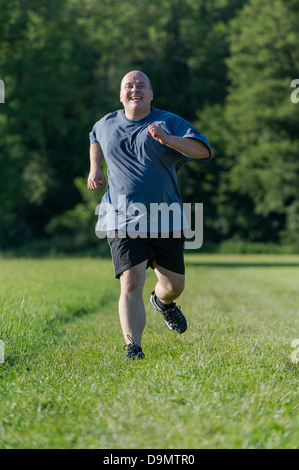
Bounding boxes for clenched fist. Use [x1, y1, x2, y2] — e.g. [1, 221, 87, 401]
[147, 124, 171, 146]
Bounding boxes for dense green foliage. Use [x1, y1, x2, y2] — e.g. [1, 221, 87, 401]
[0, 0, 298, 251]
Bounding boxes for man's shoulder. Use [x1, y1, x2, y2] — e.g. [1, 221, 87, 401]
[154, 108, 185, 122]
[93, 109, 123, 127]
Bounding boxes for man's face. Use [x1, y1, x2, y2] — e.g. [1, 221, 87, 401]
[120, 71, 153, 119]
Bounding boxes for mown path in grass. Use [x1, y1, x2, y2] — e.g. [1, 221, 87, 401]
[0, 254, 298, 449]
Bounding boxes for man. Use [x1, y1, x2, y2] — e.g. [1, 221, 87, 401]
[88, 70, 211, 359]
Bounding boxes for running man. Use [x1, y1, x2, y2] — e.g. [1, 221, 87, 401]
[88, 70, 211, 359]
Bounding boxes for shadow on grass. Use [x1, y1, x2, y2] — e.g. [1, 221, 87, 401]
[47, 306, 91, 328]
[46, 291, 118, 329]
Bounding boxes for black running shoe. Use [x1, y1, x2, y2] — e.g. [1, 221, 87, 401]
[124, 336, 145, 360]
[150, 291, 187, 334]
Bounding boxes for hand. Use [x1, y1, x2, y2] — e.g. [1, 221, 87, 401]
[87, 168, 106, 189]
[147, 124, 171, 146]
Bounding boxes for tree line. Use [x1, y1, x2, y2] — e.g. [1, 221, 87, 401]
[0, 0, 298, 253]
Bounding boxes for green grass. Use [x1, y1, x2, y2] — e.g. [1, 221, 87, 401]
[0, 254, 298, 449]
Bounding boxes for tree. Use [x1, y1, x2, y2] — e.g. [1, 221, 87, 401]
[2, 0, 298, 251]
[222, 0, 299, 243]
[0, 0, 104, 247]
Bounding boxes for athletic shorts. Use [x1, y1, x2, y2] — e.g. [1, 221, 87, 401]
[107, 232, 185, 278]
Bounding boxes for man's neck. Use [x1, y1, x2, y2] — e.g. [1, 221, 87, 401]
[124, 107, 152, 121]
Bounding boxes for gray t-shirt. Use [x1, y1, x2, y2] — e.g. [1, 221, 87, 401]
[89, 107, 211, 233]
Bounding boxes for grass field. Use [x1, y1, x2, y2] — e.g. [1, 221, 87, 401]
[0, 254, 298, 449]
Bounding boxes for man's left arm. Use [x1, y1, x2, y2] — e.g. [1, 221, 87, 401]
[147, 124, 210, 160]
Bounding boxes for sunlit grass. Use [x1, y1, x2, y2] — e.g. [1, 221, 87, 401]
[0, 255, 298, 448]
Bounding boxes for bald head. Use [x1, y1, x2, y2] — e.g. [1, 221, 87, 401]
[120, 70, 152, 91]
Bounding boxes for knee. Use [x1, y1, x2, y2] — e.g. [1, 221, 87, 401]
[167, 277, 185, 298]
[120, 271, 143, 295]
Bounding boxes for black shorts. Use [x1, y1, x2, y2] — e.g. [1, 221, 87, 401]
[107, 232, 185, 278]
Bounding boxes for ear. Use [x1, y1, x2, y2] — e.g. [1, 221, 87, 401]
[150, 89, 154, 101]
[119, 91, 123, 103]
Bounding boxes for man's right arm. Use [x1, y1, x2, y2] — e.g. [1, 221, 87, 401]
[87, 142, 106, 190]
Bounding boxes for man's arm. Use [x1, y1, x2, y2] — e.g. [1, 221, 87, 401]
[147, 124, 210, 160]
[87, 142, 106, 189]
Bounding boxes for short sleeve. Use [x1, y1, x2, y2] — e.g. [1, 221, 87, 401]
[171, 116, 211, 160]
[89, 125, 99, 144]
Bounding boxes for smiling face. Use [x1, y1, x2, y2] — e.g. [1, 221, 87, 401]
[120, 71, 153, 120]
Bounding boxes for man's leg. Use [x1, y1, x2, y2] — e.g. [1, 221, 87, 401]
[119, 260, 148, 347]
[150, 261, 187, 334]
[153, 261, 185, 304]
